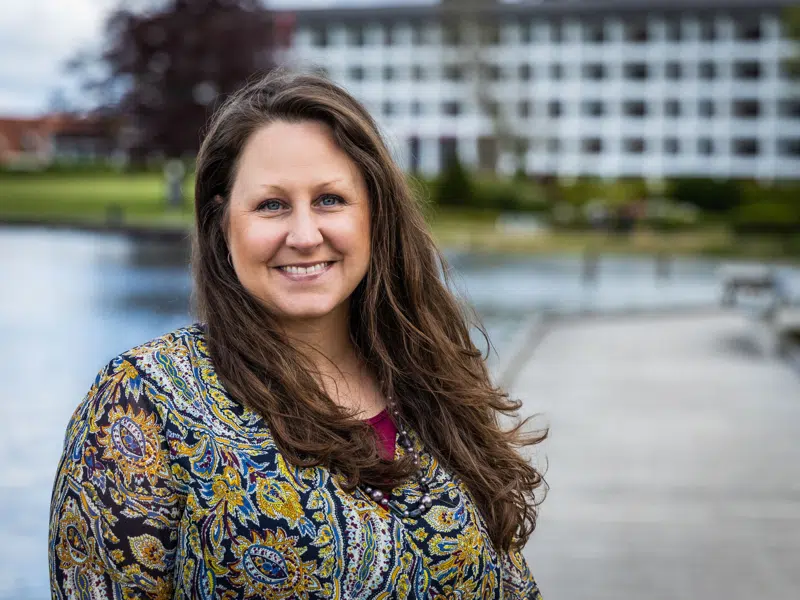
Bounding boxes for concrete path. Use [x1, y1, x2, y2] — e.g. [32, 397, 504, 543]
[512, 313, 800, 600]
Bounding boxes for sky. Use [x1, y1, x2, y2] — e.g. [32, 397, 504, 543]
[0, 0, 434, 117]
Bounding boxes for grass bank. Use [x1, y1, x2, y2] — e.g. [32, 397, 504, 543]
[1, 172, 796, 261]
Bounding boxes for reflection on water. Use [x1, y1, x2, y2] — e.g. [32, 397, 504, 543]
[0, 226, 797, 597]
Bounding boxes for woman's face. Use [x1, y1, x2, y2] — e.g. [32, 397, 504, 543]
[226, 120, 371, 326]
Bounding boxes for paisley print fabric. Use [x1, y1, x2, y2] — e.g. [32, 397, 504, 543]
[49, 325, 542, 599]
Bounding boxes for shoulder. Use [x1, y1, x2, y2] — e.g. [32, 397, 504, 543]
[116, 323, 208, 377]
[72, 324, 210, 429]
[103, 323, 208, 391]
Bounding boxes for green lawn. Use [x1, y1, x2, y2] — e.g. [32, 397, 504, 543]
[0, 172, 194, 225]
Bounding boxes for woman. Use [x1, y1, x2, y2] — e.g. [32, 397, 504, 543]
[49, 70, 547, 599]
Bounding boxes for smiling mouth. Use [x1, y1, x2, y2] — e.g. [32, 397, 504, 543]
[276, 261, 333, 276]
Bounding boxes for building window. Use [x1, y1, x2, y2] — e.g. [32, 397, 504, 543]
[383, 25, 396, 45]
[582, 138, 604, 154]
[779, 100, 800, 118]
[583, 100, 605, 117]
[550, 63, 564, 80]
[482, 64, 502, 81]
[733, 99, 761, 119]
[444, 65, 463, 82]
[383, 66, 396, 81]
[624, 138, 646, 154]
[699, 20, 716, 42]
[547, 138, 561, 153]
[778, 138, 800, 157]
[443, 23, 461, 46]
[625, 22, 649, 43]
[734, 61, 762, 80]
[349, 66, 365, 81]
[411, 24, 423, 45]
[665, 20, 682, 42]
[442, 101, 461, 117]
[665, 62, 682, 80]
[548, 100, 562, 118]
[698, 138, 714, 155]
[349, 25, 366, 47]
[733, 138, 759, 156]
[382, 101, 395, 117]
[623, 100, 647, 118]
[624, 62, 649, 81]
[779, 59, 794, 80]
[439, 137, 458, 169]
[519, 64, 533, 81]
[412, 65, 425, 81]
[483, 101, 500, 119]
[698, 99, 715, 118]
[583, 63, 607, 80]
[311, 27, 328, 47]
[664, 99, 681, 117]
[411, 100, 422, 116]
[520, 21, 534, 44]
[736, 21, 762, 41]
[481, 23, 501, 46]
[698, 61, 717, 80]
[664, 138, 680, 154]
[584, 22, 606, 43]
[518, 100, 531, 118]
[550, 22, 563, 43]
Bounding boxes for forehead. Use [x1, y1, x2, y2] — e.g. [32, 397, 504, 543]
[231, 120, 363, 194]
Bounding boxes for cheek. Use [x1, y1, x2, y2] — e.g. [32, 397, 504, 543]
[233, 220, 283, 261]
[333, 217, 370, 263]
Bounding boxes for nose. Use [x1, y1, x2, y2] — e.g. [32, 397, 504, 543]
[285, 206, 323, 250]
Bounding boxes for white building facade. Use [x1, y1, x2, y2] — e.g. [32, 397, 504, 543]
[281, 0, 800, 180]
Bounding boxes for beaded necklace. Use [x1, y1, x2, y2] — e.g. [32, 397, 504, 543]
[362, 397, 433, 518]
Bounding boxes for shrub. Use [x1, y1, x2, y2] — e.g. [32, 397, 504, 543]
[668, 178, 743, 213]
[435, 154, 473, 207]
[733, 199, 800, 235]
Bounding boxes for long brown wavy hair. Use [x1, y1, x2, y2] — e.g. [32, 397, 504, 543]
[192, 69, 547, 552]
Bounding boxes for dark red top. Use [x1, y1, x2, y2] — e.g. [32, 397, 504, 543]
[365, 409, 397, 460]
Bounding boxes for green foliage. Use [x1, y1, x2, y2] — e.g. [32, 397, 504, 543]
[554, 178, 648, 208]
[435, 155, 473, 207]
[472, 178, 548, 212]
[733, 182, 800, 234]
[668, 178, 743, 213]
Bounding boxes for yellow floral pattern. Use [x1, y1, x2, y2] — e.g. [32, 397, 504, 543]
[49, 326, 542, 599]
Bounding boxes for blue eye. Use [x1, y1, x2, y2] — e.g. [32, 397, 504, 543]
[319, 194, 343, 207]
[259, 199, 283, 211]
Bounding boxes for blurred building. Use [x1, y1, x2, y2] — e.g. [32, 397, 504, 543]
[281, 0, 800, 180]
[0, 114, 121, 168]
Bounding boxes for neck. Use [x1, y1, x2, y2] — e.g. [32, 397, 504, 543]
[281, 304, 359, 380]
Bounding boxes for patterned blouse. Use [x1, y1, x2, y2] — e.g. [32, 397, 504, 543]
[49, 325, 542, 599]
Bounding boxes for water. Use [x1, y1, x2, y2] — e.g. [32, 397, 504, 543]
[1, 225, 797, 598]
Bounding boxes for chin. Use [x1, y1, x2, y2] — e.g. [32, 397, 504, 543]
[273, 300, 341, 323]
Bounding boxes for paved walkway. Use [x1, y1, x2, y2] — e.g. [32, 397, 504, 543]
[511, 313, 800, 600]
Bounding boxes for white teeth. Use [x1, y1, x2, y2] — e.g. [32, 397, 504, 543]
[281, 262, 329, 275]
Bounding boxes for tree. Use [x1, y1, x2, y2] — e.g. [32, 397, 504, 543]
[72, 0, 275, 160]
[436, 152, 473, 207]
[440, 0, 533, 176]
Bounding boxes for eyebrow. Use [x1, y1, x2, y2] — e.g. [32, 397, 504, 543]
[256, 179, 349, 196]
